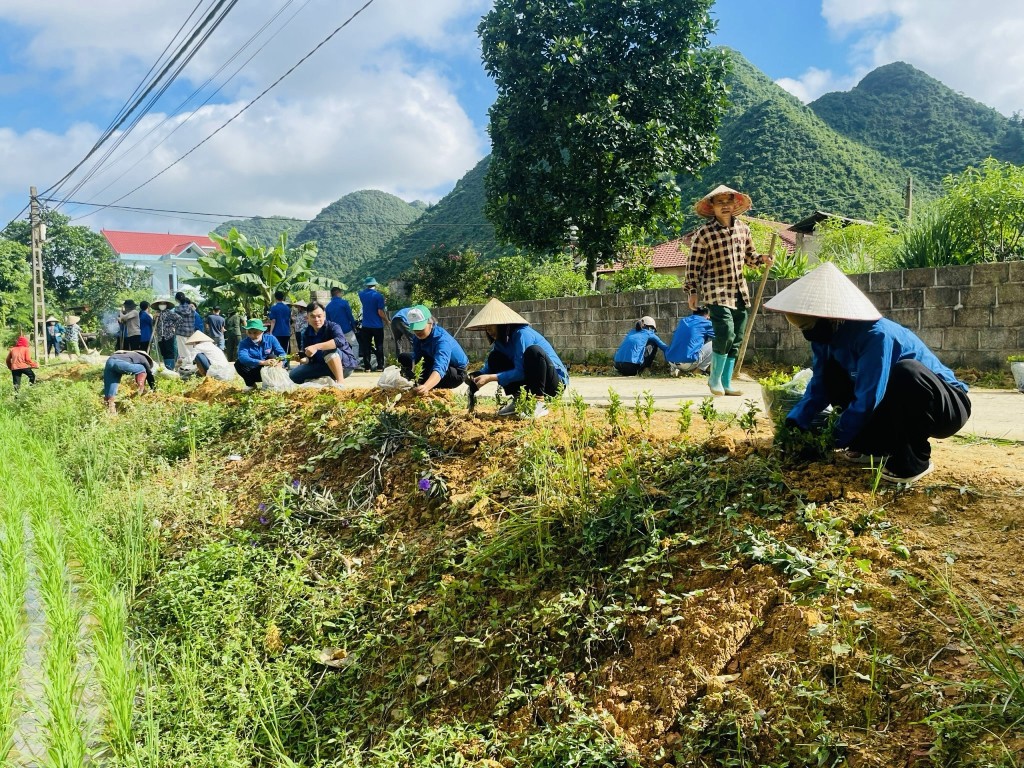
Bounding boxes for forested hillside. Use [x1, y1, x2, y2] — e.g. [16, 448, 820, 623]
[292, 190, 425, 286]
[676, 52, 909, 226]
[361, 156, 500, 281]
[212, 216, 306, 244]
[810, 61, 1024, 192]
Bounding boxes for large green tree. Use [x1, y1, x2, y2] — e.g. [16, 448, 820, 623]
[192, 229, 325, 315]
[479, 0, 729, 277]
[0, 239, 31, 332]
[2, 211, 150, 320]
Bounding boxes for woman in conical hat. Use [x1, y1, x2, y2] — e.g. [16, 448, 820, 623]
[684, 184, 772, 397]
[468, 299, 568, 419]
[764, 262, 971, 484]
[183, 330, 231, 379]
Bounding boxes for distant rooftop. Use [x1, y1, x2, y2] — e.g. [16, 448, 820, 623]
[101, 230, 217, 256]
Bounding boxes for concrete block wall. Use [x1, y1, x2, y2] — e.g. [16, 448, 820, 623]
[431, 262, 1024, 369]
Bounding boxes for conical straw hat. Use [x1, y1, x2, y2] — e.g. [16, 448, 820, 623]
[466, 298, 530, 328]
[694, 185, 753, 218]
[65, 315, 81, 325]
[46, 316, 59, 323]
[152, 298, 174, 310]
[185, 330, 214, 345]
[764, 262, 881, 321]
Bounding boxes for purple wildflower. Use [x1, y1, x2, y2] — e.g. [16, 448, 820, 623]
[259, 516, 269, 525]
[292, 479, 300, 489]
[257, 503, 267, 512]
[418, 478, 432, 492]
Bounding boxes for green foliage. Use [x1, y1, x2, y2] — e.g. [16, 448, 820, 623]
[212, 216, 306, 247]
[609, 243, 681, 293]
[486, 251, 592, 301]
[480, 1, 729, 276]
[406, 245, 489, 306]
[814, 218, 900, 273]
[193, 228, 325, 315]
[940, 158, 1024, 262]
[2, 210, 151, 322]
[810, 61, 1024, 193]
[0, 239, 31, 330]
[292, 190, 425, 285]
[891, 206, 970, 268]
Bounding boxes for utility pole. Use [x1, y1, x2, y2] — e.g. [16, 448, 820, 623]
[904, 176, 914, 223]
[29, 187, 48, 363]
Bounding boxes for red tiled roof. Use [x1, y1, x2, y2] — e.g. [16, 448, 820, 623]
[597, 216, 797, 274]
[102, 230, 217, 256]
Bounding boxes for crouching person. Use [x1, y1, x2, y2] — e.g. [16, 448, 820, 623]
[468, 299, 568, 420]
[765, 262, 971, 484]
[289, 302, 358, 384]
[613, 316, 668, 376]
[234, 319, 287, 388]
[184, 331, 233, 380]
[103, 350, 156, 414]
[666, 306, 714, 376]
[397, 305, 469, 395]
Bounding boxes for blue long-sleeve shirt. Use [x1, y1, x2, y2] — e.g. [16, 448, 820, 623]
[139, 311, 153, 343]
[666, 315, 714, 364]
[613, 328, 668, 365]
[480, 326, 568, 390]
[358, 289, 386, 329]
[193, 309, 204, 332]
[412, 324, 469, 376]
[326, 296, 357, 333]
[236, 334, 286, 367]
[267, 301, 291, 336]
[787, 318, 968, 447]
[301, 320, 358, 370]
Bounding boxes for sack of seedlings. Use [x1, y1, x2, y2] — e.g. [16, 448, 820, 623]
[261, 365, 296, 392]
[377, 365, 413, 391]
[760, 368, 812, 426]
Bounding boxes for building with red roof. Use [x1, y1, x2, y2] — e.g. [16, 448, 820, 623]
[102, 230, 218, 296]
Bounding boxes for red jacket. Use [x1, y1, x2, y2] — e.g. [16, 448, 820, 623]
[6, 338, 38, 371]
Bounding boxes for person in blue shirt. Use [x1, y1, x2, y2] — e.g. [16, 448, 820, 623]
[357, 277, 388, 371]
[390, 306, 417, 359]
[289, 302, 358, 384]
[765, 262, 971, 484]
[666, 307, 715, 377]
[138, 301, 153, 352]
[468, 298, 568, 419]
[191, 302, 204, 333]
[267, 291, 292, 354]
[613, 316, 669, 376]
[234, 319, 288, 388]
[326, 286, 357, 345]
[205, 306, 226, 350]
[396, 305, 469, 394]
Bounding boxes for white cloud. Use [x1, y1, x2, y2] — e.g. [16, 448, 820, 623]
[775, 67, 863, 104]
[820, 0, 1024, 116]
[0, 0, 493, 231]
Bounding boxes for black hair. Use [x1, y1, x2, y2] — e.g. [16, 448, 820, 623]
[274, 290, 286, 301]
[486, 323, 526, 345]
[330, 286, 343, 295]
[635, 320, 643, 331]
[175, 292, 187, 302]
[212, 306, 221, 312]
[139, 301, 150, 311]
[123, 299, 136, 309]
[693, 306, 710, 316]
[306, 301, 325, 313]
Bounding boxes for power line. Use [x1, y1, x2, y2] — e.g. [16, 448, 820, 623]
[72, 0, 379, 223]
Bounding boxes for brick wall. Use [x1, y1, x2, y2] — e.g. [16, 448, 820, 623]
[432, 262, 1024, 369]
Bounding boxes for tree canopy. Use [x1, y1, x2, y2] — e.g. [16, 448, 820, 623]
[479, 0, 729, 277]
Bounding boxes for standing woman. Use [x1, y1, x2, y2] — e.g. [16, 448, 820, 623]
[103, 350, 156, 414]
[118, 300, 142, 350]
[152, 299, 177, 369]
[6, 336, 39, 391]
[139, 301, 153, 352]
[468, 298, 568, 419]
[291, 300, 308, 355]
[684, 185, 772, 396]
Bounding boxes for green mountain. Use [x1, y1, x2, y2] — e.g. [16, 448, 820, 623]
[362, 156, 500, 281]
[676, 51, 910, 226]
[292, 190, 425, 286]
[212, 216, 306, 245]
[810, 61, 1024, 192]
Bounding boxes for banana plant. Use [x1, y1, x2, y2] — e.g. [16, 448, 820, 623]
[190, 228, 327, 315]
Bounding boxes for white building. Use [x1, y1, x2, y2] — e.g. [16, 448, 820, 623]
[101, 230, 218, 296]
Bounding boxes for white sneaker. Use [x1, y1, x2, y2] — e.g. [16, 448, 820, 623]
[496, 400, 517, 417]
[520, 402, 549, 420]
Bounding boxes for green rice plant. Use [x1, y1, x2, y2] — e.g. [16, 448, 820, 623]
[633, 391, 655, 432]
[676, 399, 694, 436]
[0, 469, 29, 762]
[606, 388, 624, 435]
[737, 399, 761, 439]
[698, 396, 719, 437]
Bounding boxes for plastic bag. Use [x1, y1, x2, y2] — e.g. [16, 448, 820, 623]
[376, 365, 413, 391]
[261, 365, 296, 392]
[78, 352, 103, 365]
[761, 368, 812, 425]
[206, 364, 237, 382]
[298, 376, 344, 389]
[157, 367, 181, 379]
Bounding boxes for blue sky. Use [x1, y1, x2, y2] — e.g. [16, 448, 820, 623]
[1, 0, 1021, 234]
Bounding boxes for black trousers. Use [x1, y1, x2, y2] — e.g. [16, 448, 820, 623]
[397, 352, 467, 390]
[614, 341, 659, 376]
[359, 327, 385, 369]
[274, 335, 291, 355]
[825, 359, 971, 476]
[486, 346, 561, 398]
[392, 317, 415, 358]
[225, 335, 239, 363]
[234, 362, 264, 388]
[11, 369, 35, 390]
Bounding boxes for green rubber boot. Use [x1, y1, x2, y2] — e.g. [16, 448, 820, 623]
[708, 353, 727, 396]
[721, 356, 741, 396]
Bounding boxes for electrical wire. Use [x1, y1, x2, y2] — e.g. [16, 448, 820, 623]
[72, 0, 378, 223]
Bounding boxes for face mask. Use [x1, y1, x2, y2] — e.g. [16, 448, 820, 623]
[801, 319, 835, 344]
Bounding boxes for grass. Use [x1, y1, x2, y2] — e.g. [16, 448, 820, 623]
[0, 463, 29, 762]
